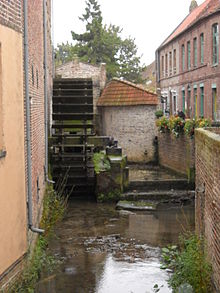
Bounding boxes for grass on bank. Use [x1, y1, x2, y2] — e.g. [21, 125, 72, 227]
[161, 233, 212, 293]
[7, 184, 68, 293]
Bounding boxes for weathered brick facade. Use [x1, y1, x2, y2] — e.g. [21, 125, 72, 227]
[0, 0, 22, 32]
[100, 105, 157, 162]
[156, 0, 220, 121]
[98, 79, 158, 162]
[158, 133, 195, 178]
[27, 0, 45, 227]
[56, 59, 106, 118]
[26, 0, 53, 231]
[195, 128, 220, 291]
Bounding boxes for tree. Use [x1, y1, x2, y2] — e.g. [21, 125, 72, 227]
[118, 37, 143, 83]
[55, 42, 77, 66]
[56, 0, 144, 82]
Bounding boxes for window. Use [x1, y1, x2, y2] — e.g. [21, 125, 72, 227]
[182, 44, 185, 71]
[193, 38, 197, 67]
[173, 95, 177, 114]
[173, 49, 176, 74]
[212, 85, 217, 121]
[161, 56, 164, 77]
[169, 51, 172, 75]
[187, 86, 191, 118]
[32, 64, 34, 86]
[200, 85, 204, 117]
[193, 86, 197, 118]
[165, 53, 168, 76]
[36, 69, 39, 89]
[187, 41, 191, 69]
[212, 24, 219, 65]
[200, 33, 204, 64]
[182, 89, 185, 113]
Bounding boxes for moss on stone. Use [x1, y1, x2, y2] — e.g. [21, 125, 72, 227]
[97, 189, 121, 203]
[93, 152, 111, 174]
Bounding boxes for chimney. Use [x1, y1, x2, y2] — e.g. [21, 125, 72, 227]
[73, 54, 79, 64]
[189, 0, 198, 13]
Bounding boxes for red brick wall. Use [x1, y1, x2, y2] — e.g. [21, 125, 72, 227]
[157, 12, 220, 120]
[27, 0, 52, 227]
[0, 0, 22, 32]
[158, 132, 195, 177]
[195, 128, 220, 291]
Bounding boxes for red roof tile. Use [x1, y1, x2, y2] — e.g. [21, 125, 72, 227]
[162, 0, 220, 46]
[97, 78, 158, 106]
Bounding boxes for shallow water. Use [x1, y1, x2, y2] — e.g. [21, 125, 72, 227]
[129, 165, 185, 181]
[35, 201, 195, 293]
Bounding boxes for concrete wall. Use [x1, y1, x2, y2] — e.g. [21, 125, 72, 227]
[0, 24, 27, 280]
[100, 105, 157, 162]
[195, 128, 220, 291]
[158, 132, 195, 178]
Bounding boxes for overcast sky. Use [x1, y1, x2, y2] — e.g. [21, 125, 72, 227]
[53, 0, 203, 66]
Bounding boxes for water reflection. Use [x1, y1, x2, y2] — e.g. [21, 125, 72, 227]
[35, 201, 194, 293]
[96, 256, 170, 293]
[126, 205, 195, 247]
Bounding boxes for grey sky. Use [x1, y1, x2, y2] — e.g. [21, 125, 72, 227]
[53, 0, 203, 65]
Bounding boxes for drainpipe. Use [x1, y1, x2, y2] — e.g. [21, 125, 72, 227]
[43, 0, 54, 184]
[24, 0, 44, 234]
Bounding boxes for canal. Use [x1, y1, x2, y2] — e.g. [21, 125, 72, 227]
[35, 200, 194, 293]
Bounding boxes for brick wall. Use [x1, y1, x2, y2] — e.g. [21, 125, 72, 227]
[100, 105, 157, 162]
[27, 0, 53, 231]
[56, 60, 106, 117]
[195, 128, 220, 291]
[158, 132, 195, 178]
[0, 0, 22, 32]
[157, 11, 220, 121]
[0, 0, 27, 286]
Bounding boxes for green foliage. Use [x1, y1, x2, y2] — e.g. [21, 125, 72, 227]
[93, 152, 111, 174]
[156, 116, 211, 137]
[168, 116, 185, 137]
[55, 42, 78, 67]
[156, 116, 169, 132]
[184, 118, 211, 137]
[184, 119, 197, 137]
[155, 110, 163, 119]
[55, 0, 144, 82]
[97, 189, 121, 203]
[9, 186, 67, 293]
[161, 234, 212, 293]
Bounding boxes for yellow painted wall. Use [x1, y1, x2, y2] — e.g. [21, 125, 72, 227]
[0, 25, 27, 275]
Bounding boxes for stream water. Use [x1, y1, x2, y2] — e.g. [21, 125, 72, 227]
[35, 200, 195, 293]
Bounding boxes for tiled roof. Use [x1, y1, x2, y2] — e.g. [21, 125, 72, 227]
[161, 0, 220, 47]
[97, 78, 158, 106]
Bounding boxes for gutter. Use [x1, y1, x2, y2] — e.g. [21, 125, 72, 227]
[23, 0, 44, 234]
[43, 0, 54, 185]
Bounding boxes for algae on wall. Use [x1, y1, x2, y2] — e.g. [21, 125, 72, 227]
[93, 151, 129, 202]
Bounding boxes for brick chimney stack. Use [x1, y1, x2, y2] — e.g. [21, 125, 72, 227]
[189, 0, 198, 13]
[73, 54, 79, 64]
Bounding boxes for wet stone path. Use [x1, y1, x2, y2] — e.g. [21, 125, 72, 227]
[35, 201, 194, 293]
